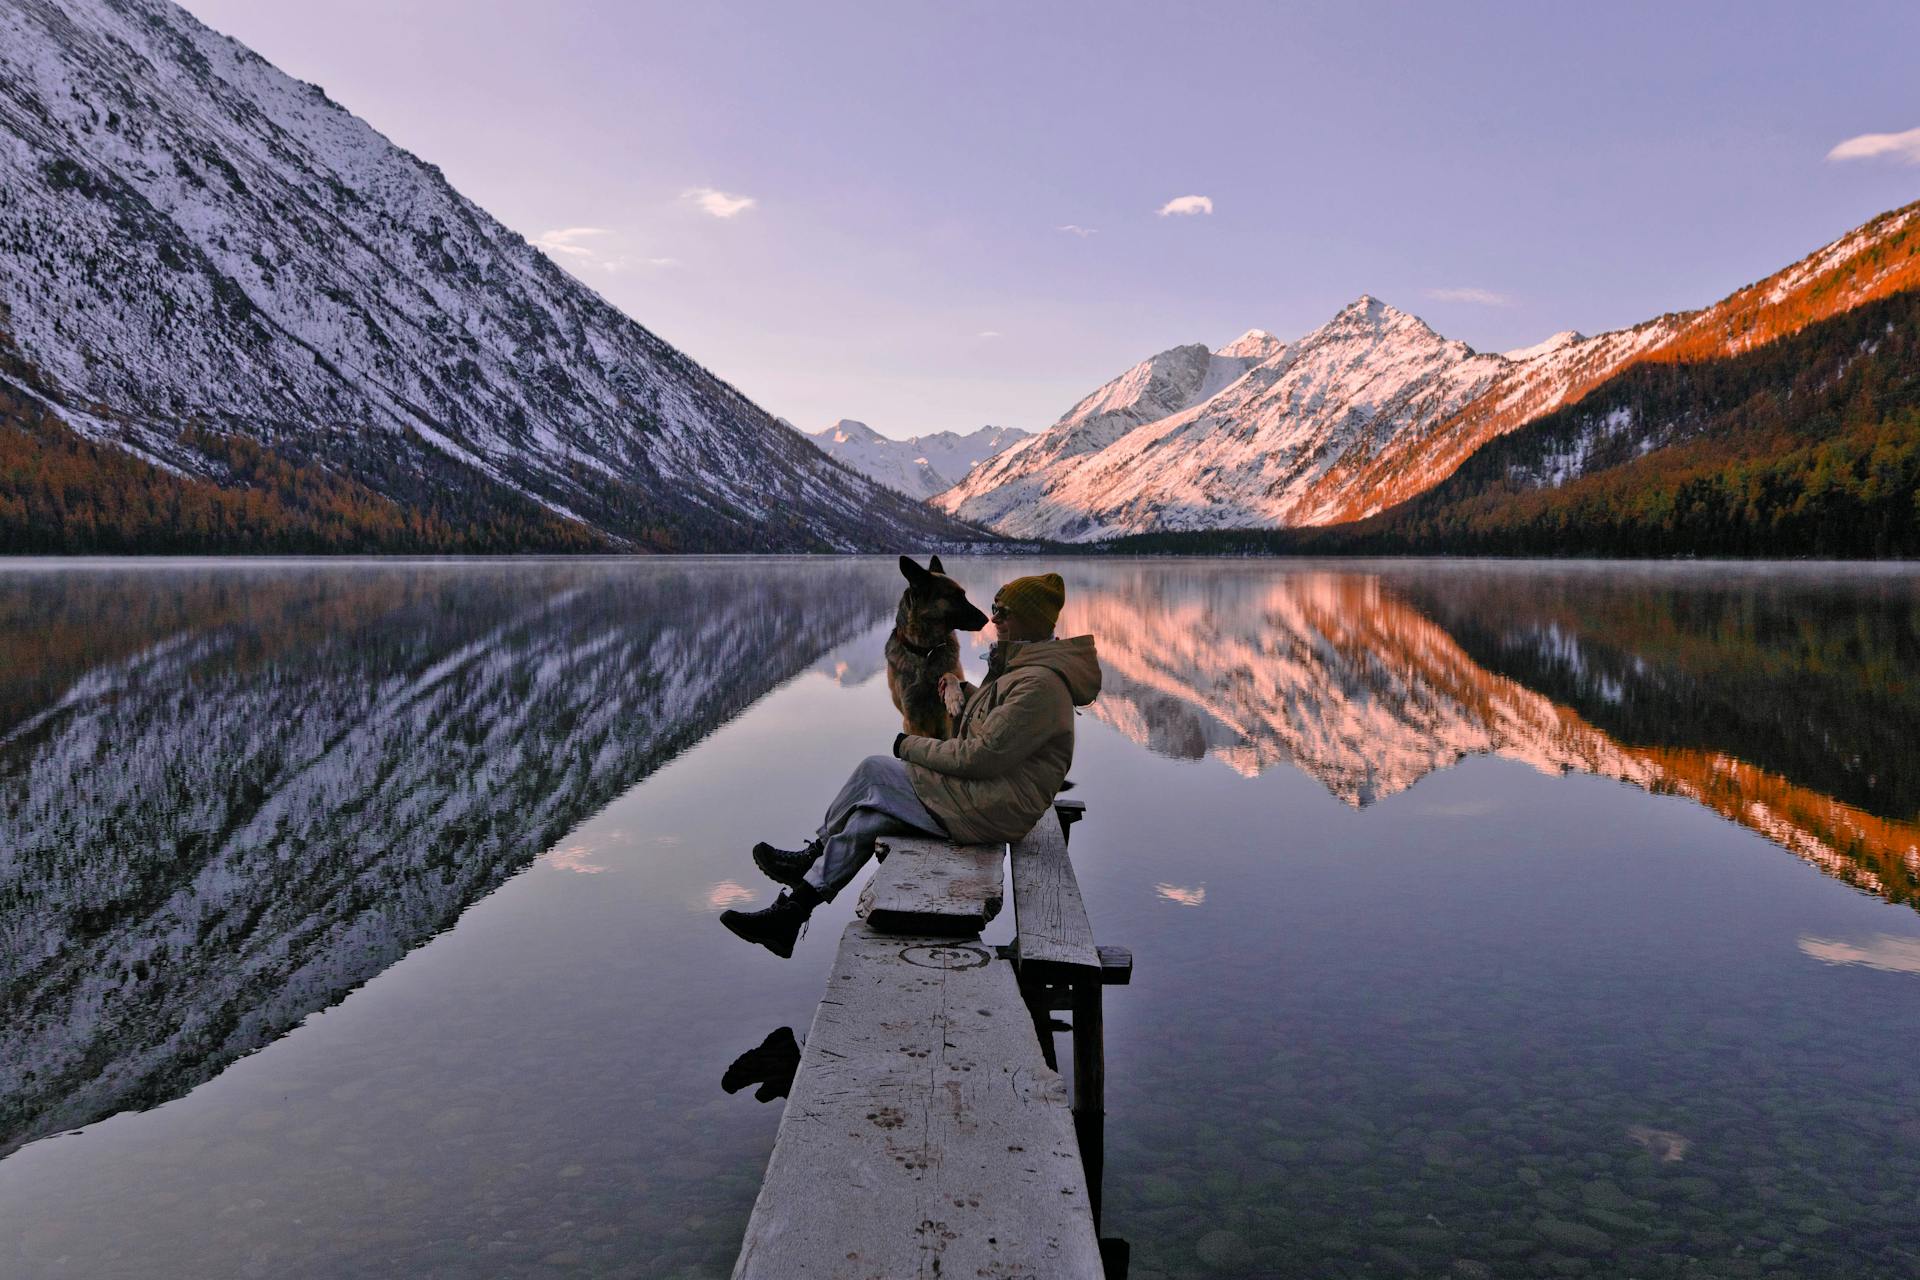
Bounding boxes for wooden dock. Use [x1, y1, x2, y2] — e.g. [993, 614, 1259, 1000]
[732, 800, 1129, 1280]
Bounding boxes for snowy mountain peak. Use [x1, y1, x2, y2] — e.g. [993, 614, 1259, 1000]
[805, 419, 1030, 498]
[1503, 331, 1587, 362]
[1326, 294, 1435, 339]
[827, 419, 884, 444]
[1215, 329, 1285, 360]
[1044, 343, 1218, 454]
[935, 295, 1510, 540]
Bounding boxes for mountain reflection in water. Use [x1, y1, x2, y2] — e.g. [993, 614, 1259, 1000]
[2, 557, 1915, 1182]
[0, 561, 894, 1157]
[1071, 564, 1919, 912]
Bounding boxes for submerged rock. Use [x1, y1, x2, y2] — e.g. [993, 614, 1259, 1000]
[1194, 1229, 1251, 1271]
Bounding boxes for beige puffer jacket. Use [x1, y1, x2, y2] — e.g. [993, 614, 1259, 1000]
[899, 636, 1102, 844]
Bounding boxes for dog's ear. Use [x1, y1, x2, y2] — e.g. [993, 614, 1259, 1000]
[927, 554, 945, 576]
[899, 555, 931, 583]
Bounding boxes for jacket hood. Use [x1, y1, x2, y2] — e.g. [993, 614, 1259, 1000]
[1006, 635, 1102, 706]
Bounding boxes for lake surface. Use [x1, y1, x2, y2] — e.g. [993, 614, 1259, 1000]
[2, 557, 1917, 1280]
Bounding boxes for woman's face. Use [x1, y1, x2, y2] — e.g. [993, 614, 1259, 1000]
[989, 592, 1050, 643]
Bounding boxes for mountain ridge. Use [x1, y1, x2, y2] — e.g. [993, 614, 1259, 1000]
[1097, 285, 1920, 558]
[0, 0, 987, 552]
[804, 419, 1030, 498]
[936, 294, 1510, 540]
[937, 199, 1920, 546]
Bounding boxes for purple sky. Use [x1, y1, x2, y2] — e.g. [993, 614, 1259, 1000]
[180, 0, 1920, 439]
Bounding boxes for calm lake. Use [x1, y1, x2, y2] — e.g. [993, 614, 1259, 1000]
[2, 557, 1918, 1280]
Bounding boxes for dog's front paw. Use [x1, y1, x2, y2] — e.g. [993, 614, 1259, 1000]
[939, 674, 965, 717]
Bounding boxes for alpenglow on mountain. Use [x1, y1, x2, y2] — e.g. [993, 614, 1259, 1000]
[0, 0, 984, 552]
[937, 202, 1920, 543]
[936, 300, 1512, 540]
[804, 419, 1030, 498]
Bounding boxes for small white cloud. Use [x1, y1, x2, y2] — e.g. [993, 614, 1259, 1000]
[976, 330, 1003, 339]
[603, 257, 681, 272]
[1158, 194, 1213, 217]
[1424, 286, 1515, 307]
[532, 230, 682, 275]
[1827, 126, 1920, 165]
[534, 226, 611, 258]
[684, 186, 757, 218]
[1057, 223, 1098, 237]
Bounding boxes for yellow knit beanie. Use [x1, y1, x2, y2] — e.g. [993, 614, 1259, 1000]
[996, 573, 1065, 632]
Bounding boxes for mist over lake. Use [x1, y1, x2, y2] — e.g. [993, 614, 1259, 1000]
[3, 557, 1916, 1278]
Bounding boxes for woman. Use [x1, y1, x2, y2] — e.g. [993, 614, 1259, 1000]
[721, 572, 1101, 957]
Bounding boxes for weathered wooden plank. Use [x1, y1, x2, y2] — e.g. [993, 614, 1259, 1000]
[734, 921, 1103, 1280]
[860, 836, 1005, 936]
[1009, 814, 1100, 977]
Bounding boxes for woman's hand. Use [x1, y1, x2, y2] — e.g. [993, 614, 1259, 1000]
[938, 672, 965, 717]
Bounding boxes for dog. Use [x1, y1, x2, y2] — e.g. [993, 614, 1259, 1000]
[886, 555, 988, 738]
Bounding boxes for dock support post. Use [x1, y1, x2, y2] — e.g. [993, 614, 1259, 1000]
[1071, 974, 1105, 1225]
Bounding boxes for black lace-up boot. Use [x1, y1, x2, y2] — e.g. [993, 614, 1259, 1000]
[751, 838, 822, 889]
[719, 882, 820, 958]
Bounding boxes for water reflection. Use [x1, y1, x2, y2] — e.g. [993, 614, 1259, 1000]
[0, 561, 893, 1158]
[1069, 565, 1920, 914]
[3, 557, 1917, 1280]
[1798, 933, 1920, 974]
[1399, 567, 1920, 821]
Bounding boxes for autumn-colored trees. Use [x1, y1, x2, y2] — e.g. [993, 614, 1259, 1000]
[0, 401, 607, 554]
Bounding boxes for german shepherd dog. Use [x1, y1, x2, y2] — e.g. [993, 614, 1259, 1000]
[886, 555, 989, 738]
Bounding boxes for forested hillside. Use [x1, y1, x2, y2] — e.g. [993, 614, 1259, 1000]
[0, 383, 603, 553]
[1314, 201, 1920, 524]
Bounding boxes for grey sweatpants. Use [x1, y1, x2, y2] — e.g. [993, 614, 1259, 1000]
[802, 755, 947, 901]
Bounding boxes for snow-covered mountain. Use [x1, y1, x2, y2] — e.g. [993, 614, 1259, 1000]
[0, 0, 983, 551]
[938, 202, 1920, 541]
[937, 300, 1507, 540]
[804, 419, 1029, 498]
[0, 561, 896, 1156]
